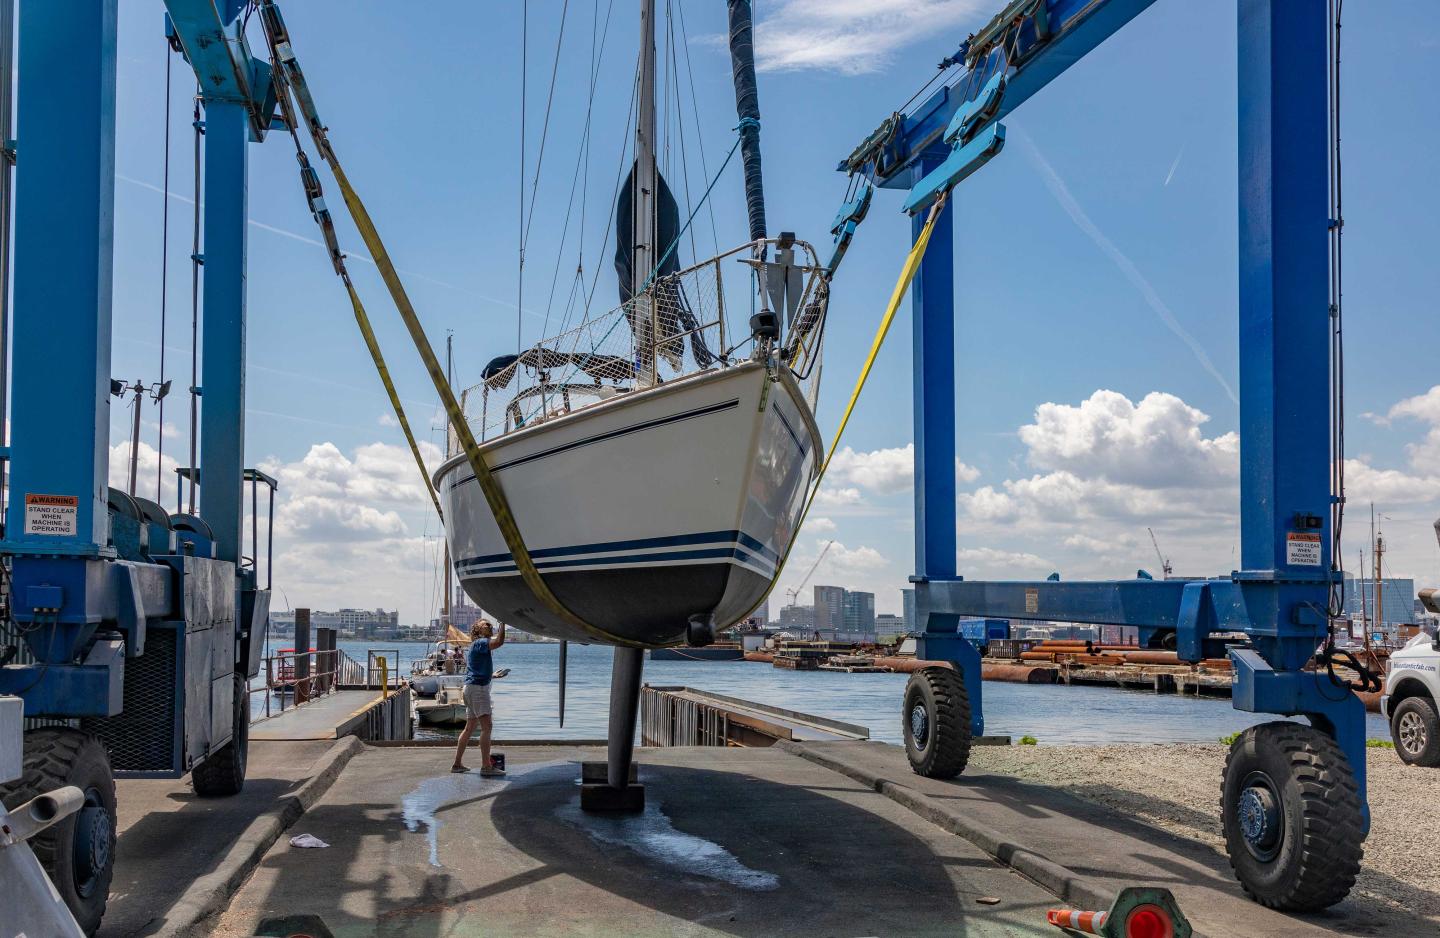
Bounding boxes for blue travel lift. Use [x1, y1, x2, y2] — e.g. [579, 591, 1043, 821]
[836, 0, 1368, 912]
[0, 2, 278, 932]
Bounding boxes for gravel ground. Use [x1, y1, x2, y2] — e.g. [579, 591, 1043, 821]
[970, 743, 1438, 928]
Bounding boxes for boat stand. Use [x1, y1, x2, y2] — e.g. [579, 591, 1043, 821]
[580, 647, 646, 812]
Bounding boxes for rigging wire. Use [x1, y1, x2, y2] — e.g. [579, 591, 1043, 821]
[568, 59, 640, 334]
[672, 0, 721, 258]
[521, 0, 573, 263]
[540, 0, 616, 337]
[157, 38, 174, 504]
[521, 126, 743, 421]
[666, 4, 699, 266]
[553, 0, 619, 337]
[517, 4, 527, 353]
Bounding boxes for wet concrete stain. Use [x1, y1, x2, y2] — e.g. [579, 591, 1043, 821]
[554, 797, 780, 890]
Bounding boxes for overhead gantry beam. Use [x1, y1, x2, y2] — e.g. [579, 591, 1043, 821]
[842, 0, 1161, 197]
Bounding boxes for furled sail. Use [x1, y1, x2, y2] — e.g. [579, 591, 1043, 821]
[613, 164, 715, 371]
[726, 0, 766, 245]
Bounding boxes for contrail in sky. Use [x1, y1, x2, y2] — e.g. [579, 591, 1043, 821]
[116, 173, 546, 320]
[1164, 146, 1184, 187]
[1016, 130, 1238, 404]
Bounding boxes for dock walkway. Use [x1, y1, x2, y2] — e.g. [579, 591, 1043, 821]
[250, 687, 411, 741]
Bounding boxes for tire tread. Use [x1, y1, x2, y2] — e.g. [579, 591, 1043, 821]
[1222, 722, 1363, 911]
[904, 667, 972, 779]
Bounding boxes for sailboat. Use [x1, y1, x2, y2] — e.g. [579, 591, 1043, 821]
[433, 0, 827, 651]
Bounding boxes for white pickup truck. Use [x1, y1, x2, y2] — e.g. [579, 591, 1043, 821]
[1381, 519, 1440, 765]
[1383, 627, 1440, 765]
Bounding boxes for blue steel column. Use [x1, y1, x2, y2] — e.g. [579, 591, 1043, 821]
[910, 157, 982, 736]
[1236, 0, 1331, 670]
[1236, 0, 1367, 819]
[198, 17, 248, 566]
[2, 2, 118, 556]
[911, 158, 956, 583]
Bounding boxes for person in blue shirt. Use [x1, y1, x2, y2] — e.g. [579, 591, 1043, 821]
[451, 619, 506, 775]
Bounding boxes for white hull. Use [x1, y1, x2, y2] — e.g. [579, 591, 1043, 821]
[415, 702, 467, 727]
[415, 677, 468, 726]
[434, 361, 820, 647]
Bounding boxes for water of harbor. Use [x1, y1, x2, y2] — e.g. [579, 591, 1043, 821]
[250, 639, 1390, 746]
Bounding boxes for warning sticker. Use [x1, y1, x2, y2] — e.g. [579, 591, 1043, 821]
[1025, 588, 1039, 615]
[24, 494, 78, 536]
[1286, 531, 1322, 567]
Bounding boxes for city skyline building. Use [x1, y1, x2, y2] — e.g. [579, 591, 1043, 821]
[813, 585, 845, 631]
[843, 591, 875, 632]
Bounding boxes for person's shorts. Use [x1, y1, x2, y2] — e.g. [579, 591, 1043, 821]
[463, 683, 492, 718]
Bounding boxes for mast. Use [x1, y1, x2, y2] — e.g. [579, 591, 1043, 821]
[443, 332, 454, 631]
[1373, 522, 1384, 639]
[634, 0, 657, 384]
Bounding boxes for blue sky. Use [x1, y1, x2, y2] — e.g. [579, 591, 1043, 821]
[103, 1, 1440, 624]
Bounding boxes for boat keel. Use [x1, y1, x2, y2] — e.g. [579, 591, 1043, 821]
[581, 647, 646, 813]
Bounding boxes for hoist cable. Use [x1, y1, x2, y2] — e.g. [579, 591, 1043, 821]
[186, 92, 201, 515]
[157, 39, 173, 504]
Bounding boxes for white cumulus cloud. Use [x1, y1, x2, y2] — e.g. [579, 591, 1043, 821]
[752, 0, 990, 74]
[828, 442, 979, 496]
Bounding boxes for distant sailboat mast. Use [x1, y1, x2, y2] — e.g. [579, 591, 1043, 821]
[443, 331, 454, 632]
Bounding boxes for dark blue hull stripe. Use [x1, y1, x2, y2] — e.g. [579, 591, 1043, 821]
[454, 528, 781, 569]
[448, 398, 741, 486]
[458, 545, 773, 577]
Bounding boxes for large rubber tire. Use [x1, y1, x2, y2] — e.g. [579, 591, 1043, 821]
[1222, 722, 1363, 910]
[0, 728, 116, 935]
[1390, 696, 1440, 767]
[903, 666, 971, 779]
[192, 673, 249, 797]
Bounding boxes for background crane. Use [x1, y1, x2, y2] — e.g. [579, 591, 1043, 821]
[1148, 527, 1173, 580]
[785, 539, 835, 607]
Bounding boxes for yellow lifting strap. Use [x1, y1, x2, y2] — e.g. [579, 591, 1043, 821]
[256, 1, 442, 525]
[258, 7, 638, 648]
[341, 277, 443, 521]
[767, 191, 951, 588]
[261, 0, 945, 644]
[326, 160, 639, 648]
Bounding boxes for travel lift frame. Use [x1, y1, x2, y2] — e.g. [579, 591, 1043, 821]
[0, 1, 278, 931]
[838, 0, 1368, 911]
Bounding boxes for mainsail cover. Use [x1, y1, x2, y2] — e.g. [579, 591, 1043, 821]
[614, 164, 715, 369]
[726, 0, 766, 245]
